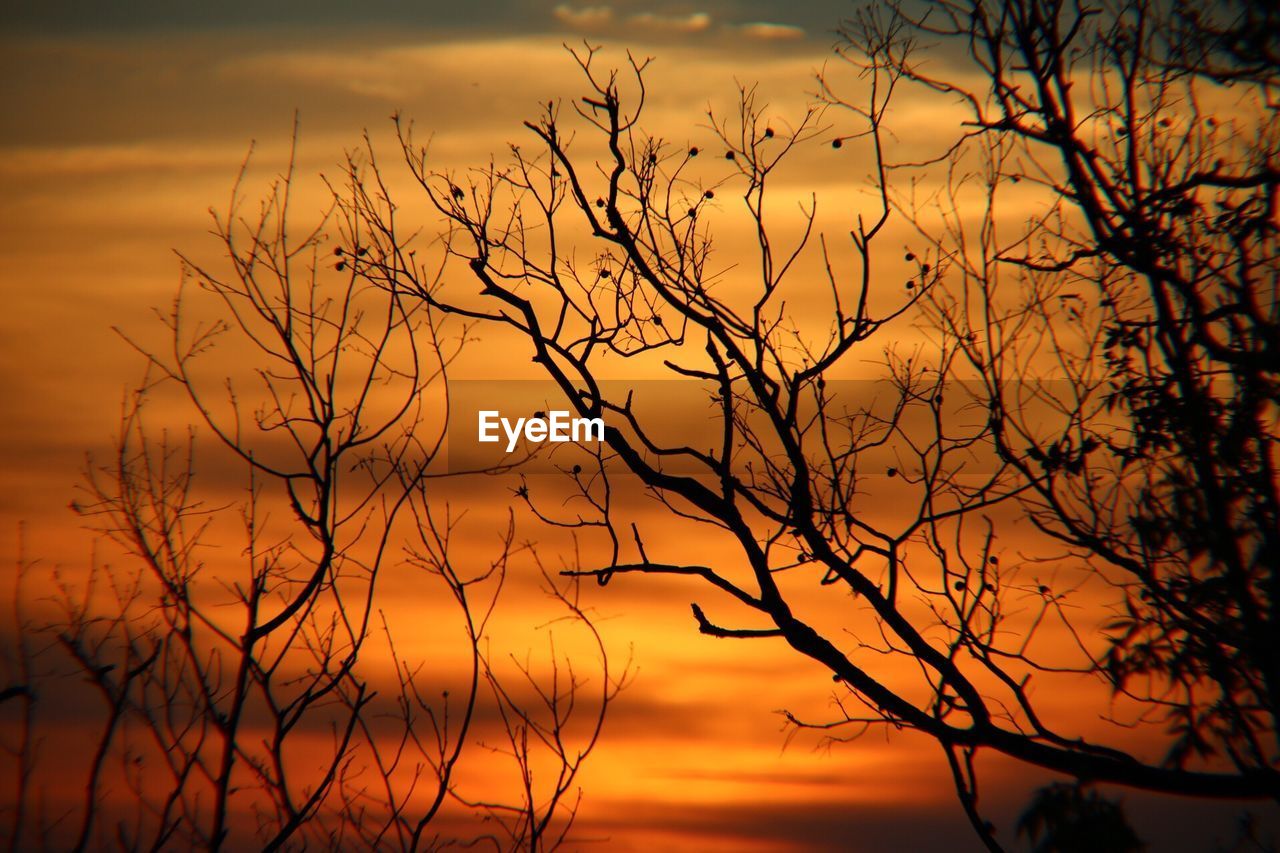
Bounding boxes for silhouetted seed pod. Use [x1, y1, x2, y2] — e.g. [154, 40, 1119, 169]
[689, 146, 699, 156]
[334, 246, 344, 256]
[572, 464, 582, 474]
[989, 556, 999, 565]
[653, 315, 663, 327]
[921, 263, 931, 273]
[598, 269, 611, 279]
[725, 150, 735, 160]
[596, 198, 605, 208]
[764, 127, 775, 138]
[335, 261, 346, 271]
[906, 280, 915, 289]
[954, 580, 965, 591]
[904, 252, 914, 261]
[357, 247, 367, 257]
[887, 467, 897, 477]
[832, 138, 843, 149]
[704, 190, 714, 199]
[451, 186, 464, 200]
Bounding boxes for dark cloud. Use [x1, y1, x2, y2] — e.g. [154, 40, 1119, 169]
[0, 0, 540, 34]
[580, 798, 982, 852]
[579, 782, 1280, 853]
[0, 0, 857, 40]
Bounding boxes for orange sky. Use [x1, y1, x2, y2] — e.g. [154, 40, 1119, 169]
[1, 5, 1274, 851]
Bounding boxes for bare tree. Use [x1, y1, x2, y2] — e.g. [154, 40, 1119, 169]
[328, 16, 1276, 848]
[838, 0, 1279, 831]
[2, 137, 623, 851]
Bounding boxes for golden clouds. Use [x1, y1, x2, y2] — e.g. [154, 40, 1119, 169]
[626, 10, 712, 33]
[738, 22, 805, 40]
[553, 4, 614, 29]
[550, 4, 805, 41]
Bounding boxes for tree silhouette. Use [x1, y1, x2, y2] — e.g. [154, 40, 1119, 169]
[335, 1, 1274, 843]
[1, 139, 624, 851]
[1016, 782, 1144, 853]
[841, 0, 1279, 838]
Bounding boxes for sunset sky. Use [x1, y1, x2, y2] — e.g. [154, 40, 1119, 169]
[1, 2, 1272, 850]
